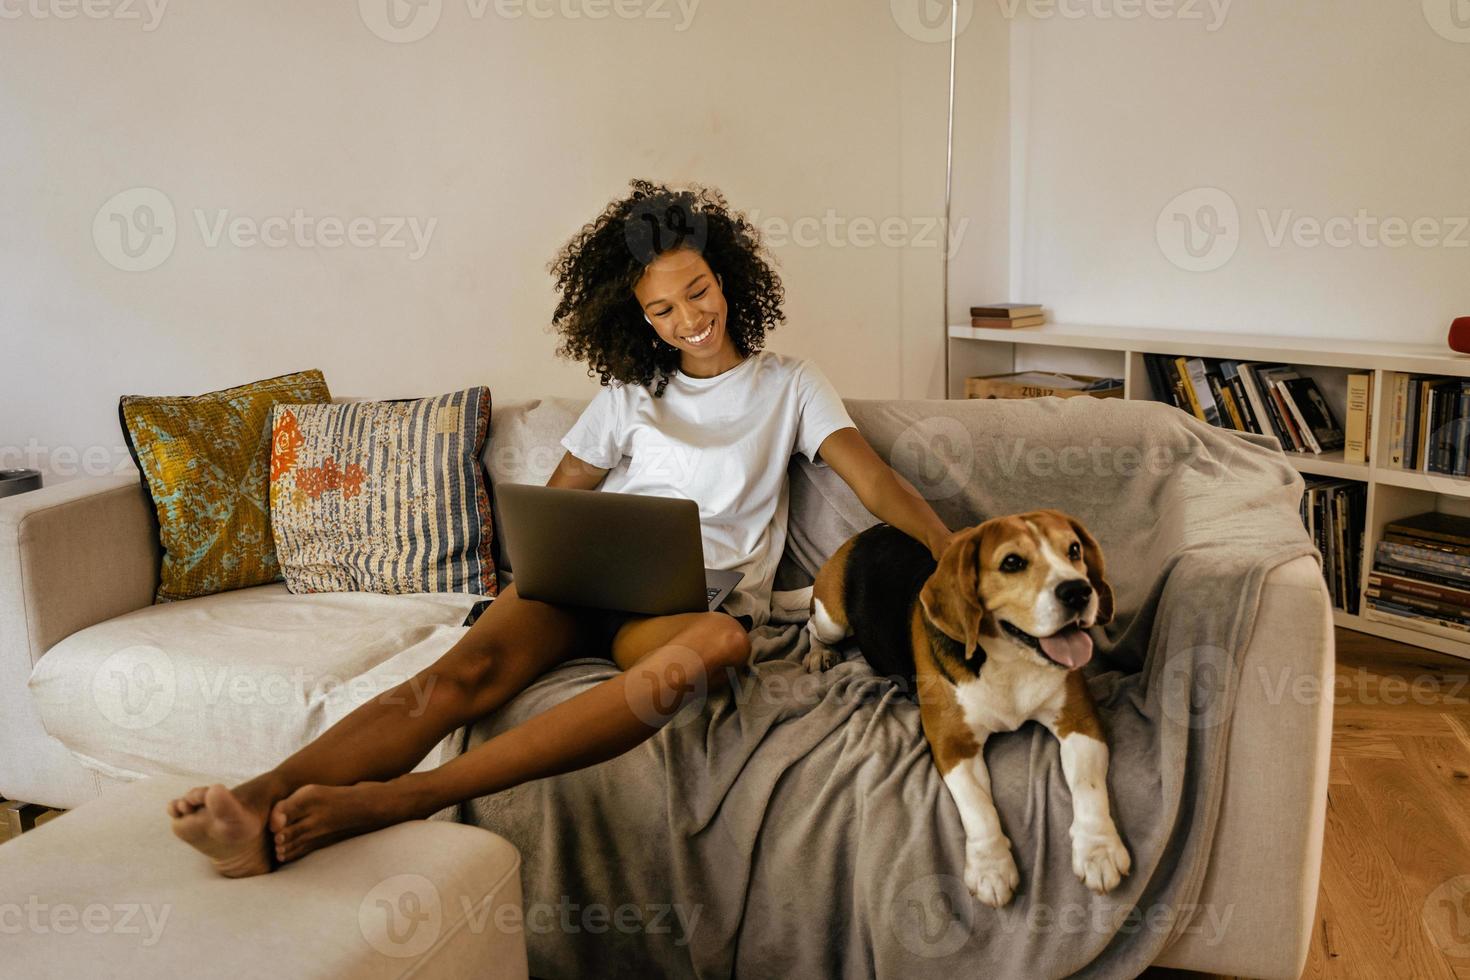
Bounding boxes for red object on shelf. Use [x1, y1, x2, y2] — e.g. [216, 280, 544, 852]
[1450, 317, 1470, 354]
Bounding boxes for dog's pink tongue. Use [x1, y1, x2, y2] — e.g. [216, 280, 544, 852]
[1039, 625, 1093, 670]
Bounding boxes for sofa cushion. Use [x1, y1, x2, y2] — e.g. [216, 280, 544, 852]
[269, 388, 497, 596]
[484, 397, 590, 575]
[26, 584, 483, 785]
[119, 369, 333, 603]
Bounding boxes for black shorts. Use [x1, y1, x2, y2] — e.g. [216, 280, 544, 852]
[583, 607, 754, 652]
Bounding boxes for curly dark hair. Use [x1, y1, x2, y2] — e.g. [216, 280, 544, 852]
[548, 179, 785, 398]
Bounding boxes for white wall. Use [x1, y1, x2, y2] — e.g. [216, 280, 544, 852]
[21, 2, 1452, 486]
[0, 0, 1009, 483]
[1008, 0, 1470, 341]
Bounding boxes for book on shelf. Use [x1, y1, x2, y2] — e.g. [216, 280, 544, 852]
[1363, 510, 1470, 638]
[1301, 477, 1366, 613]
[1282, 377, 1346, 453]
[1389, 374, 1409, 467]
[971, 314, 1046, 329]
[1386, 511, 1470, 547]
[1364, 584, 1470, 621]
[1344, 373, 1372, 465]
[1175, 357, 1222, 426]
[969, 304, 1043, 319]
[968, 304, 1046, 329]
[964, 371, 1122, 400]
[1143, 354, 1347, 456]
[1363, 601, 1470, 639]
[1384, 375, 1470, 477]
[1366, 569, 1470, 607]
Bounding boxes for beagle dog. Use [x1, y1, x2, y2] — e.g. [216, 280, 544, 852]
[802, 510, 1130, 908]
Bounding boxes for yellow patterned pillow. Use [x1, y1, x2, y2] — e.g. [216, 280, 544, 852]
[119, 370, 332, 602]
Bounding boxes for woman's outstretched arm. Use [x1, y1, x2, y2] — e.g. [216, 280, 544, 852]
[813, 427, 959, 561]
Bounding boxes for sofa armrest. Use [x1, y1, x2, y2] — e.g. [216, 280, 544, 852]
[0, 474, 159, 668]
[1153, 553, 1334, 979]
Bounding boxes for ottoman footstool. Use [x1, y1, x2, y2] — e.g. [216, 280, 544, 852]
[0, 774, 529, 979]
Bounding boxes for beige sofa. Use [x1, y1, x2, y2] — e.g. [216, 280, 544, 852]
[0, 396, 1334, 979]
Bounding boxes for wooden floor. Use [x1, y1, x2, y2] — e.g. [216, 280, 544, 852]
[1145, 627, 1470, 980]
[4, 628, 1467, 978]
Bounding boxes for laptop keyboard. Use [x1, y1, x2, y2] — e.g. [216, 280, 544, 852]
[706, 587, 721, 602]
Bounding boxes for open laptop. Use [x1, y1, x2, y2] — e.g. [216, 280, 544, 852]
[485, 482, 743, 620]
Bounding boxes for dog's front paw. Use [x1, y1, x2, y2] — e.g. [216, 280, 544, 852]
[1071, 829, 1130, 895]
[800, 641, 841, 673]
[964, 838, 1019, 907]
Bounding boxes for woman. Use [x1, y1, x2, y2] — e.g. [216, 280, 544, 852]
[167, 180, 959, 877]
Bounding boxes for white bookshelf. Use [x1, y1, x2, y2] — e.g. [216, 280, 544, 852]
[947, 321, 1470, 661]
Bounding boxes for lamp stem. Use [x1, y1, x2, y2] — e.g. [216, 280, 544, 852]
[942, 0, 958, 399]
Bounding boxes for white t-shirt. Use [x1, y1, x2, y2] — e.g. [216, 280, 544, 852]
[559, 350, 856, 629]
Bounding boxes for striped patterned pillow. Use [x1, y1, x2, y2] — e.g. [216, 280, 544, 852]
[268, 388, 498, 596]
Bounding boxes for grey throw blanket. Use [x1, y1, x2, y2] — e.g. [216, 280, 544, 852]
[461, 396, 1317, 979]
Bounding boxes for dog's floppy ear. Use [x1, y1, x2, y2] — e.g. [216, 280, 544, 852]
[919, 527, 986, 661]
[1067, 516, 1114, 625]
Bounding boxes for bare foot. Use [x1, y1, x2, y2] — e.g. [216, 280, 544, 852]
[268, 781, 408, 865]
[167, 783, 275, 878]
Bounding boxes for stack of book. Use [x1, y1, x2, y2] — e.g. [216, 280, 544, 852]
[969, 304, 1046, 329]
[1143, 355, 1367, 460]
[1383, 375, 1470, 476]
[1365, 512, 1470, 637]
[965, 371, 1123, 400]
[1301, 477, 1366, 613]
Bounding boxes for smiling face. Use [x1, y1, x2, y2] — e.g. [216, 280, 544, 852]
[632, 247, 742, 379]
[920, 510, 1114, 672]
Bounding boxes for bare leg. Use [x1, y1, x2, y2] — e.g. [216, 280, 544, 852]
[167, 583, 598, 876]
[268, 610, 751, 862]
